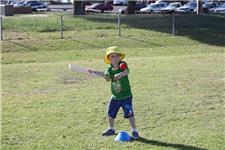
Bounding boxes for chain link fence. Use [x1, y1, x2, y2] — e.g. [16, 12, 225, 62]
[1, 12, 225, 46]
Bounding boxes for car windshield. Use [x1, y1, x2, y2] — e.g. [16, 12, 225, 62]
[204, 3, 212, 6]
[148, 4, 158, 8]
[219, 3, 225, 7]
[169, 3, 179, 7]
[90, 3, 100, 8]
[186, 2, 196, 6]
[30, 1, 39, 4]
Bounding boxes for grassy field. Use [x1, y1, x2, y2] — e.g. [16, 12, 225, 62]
[1, 13, 225, 150]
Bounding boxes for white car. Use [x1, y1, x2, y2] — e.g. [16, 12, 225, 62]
[160, 2, 182, 13]
[113, 0, 127, 5]
[13, 1, 25, 7]
[140, 3, 167, 13]
[155, 0, 167, 4]
[214, 3, 225, 13]
[177, 2, 197, 13]
[23, 1, 48, 10]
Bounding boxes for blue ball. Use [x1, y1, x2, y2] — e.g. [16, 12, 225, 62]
[115, 131, 131, 142]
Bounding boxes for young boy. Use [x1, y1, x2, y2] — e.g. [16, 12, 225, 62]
[90, 46, 139, 139]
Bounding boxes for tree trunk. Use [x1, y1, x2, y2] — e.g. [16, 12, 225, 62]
[73, 1, 85, 15]
[127, 1, 135, 14]
[197, 0, 203, 14]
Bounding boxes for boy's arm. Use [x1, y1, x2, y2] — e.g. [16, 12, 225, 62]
[114, 69, 129, 80]
[88, 70, 105, 78]
[120, 69, 129, 77]
[88, 70, 111, 81]
[114, 62, 129, 80]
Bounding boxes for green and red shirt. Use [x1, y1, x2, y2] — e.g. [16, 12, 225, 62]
[105, 61, 132, 100]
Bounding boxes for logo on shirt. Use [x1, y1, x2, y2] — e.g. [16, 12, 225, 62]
[112, 80, 121, 93]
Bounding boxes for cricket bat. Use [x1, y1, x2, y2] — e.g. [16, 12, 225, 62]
[68, 64, 105, 78]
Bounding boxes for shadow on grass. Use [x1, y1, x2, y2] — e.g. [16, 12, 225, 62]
[136, 137, 207, 150]
[123, 36, 162, 47]
[80, 14, 225, 47]
[6, 40, 38, 51]
[70, 38, 103, 48]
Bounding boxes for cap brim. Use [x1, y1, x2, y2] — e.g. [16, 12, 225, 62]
[104, 53, 125, 64]
[104, 55, 111, 64]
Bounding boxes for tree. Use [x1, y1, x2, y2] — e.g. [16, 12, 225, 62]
[196, 0, 203, 15]
[127, 0, 136, 14]
[73, 0, 85, 15]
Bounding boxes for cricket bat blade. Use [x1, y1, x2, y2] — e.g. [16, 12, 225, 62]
[69, 64, 100, 77]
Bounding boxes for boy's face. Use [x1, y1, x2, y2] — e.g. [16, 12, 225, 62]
[108, 53, 120, 65]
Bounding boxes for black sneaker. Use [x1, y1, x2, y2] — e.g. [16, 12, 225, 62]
[132, 131, 139, 139]
[102, 128, 115, 136]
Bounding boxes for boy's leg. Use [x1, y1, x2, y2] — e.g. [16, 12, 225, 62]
[102, 99, 120, 136]
[128, 116, 136, 130]
[102, 117, 115, 136]
[129, 116, 139, 139]
[122, 97, 139, 139]
[109, 117, 115, 129]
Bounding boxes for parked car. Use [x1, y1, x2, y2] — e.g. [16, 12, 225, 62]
[203, 1, 220, 13]
[13, 1, 25, 7]
[135, 2, 147, 10]
[176, 1, 197, 13]
[155, 0, 169, 5]
[113, 0, 127, 5]
[213, 3, 225, 13]
[140, 3, 167, 13]
[9, 1, 18, 5]
[86, 3, 113, 13]
[118, 3, 146, 14]
[23, 1, 48, 11]
[160, 2, 182, 13]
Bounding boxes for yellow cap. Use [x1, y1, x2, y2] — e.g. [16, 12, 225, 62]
[104, 46, 125, 64]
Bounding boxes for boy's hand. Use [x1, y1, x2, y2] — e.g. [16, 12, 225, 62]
[88, 69, 94, 73]
[114, 70, 128, 80]
[105, 75, 111, 81]
[89, 70, 105, 78]
[114, 73, 122, 80]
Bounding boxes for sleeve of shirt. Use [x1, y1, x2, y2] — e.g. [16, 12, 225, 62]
[123, 61, 129, 73]
[105, 67, 110, 76]
[105, 67, 113, 79]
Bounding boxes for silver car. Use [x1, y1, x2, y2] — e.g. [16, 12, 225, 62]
[177, 2, 197, 13]
[160, 2, 182, 13]
[140, 3, 167, 13]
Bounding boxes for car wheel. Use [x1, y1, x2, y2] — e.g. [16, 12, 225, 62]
[101, 9, 104, 13]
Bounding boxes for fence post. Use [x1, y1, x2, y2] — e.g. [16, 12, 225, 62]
[172, 13, 175, 36]
[0, 16, 3, 41]
[60, 15, 63, 39]
[117, 12, 121, 37]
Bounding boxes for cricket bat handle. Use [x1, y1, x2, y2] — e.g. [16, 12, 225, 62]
[89, 70, 105, 78]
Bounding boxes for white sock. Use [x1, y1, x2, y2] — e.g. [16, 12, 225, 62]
[131, 128, 138, 132]
[110, 127, 115, 130]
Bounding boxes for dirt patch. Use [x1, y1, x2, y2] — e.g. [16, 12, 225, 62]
[60, 72, 85, 84]
[2, 136, 23, 145]
[1, 87, 59, 97]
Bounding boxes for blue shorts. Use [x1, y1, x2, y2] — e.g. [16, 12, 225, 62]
[107, 96, 134, 119]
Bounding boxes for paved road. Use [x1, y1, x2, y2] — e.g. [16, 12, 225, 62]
[49, 4, 73, 10]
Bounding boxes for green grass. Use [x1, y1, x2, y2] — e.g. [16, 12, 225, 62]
[2, 13, 225, 46]
[1, 13, 225, 150]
